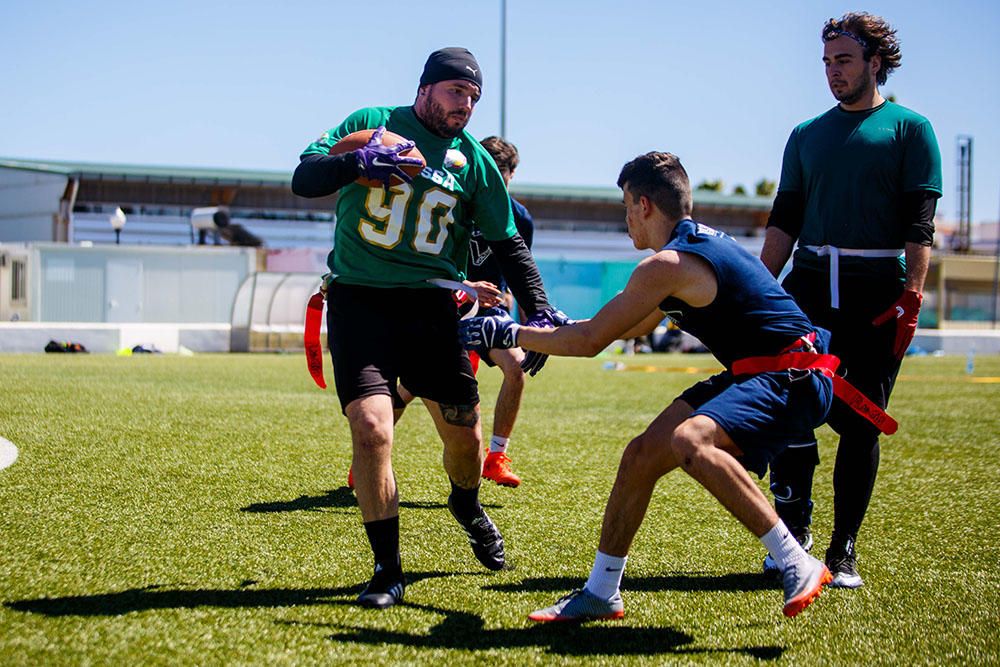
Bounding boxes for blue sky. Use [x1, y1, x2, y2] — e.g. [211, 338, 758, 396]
[2, 0, 997, 227]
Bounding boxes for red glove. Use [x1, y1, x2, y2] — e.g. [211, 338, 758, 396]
[872, 289, 923, 360]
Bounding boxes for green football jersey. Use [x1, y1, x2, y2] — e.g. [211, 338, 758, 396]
[301, 106, 516, 288]
[778, 101, 942, 278]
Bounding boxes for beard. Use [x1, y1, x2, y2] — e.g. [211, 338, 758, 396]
[420, 97, 469, 138]
[832, 66, 874, 105]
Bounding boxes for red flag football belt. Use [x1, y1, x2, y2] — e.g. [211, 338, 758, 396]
[304, 292, 326, 389]
[730, 352, 898, 435]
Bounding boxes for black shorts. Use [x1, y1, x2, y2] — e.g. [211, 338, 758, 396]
[782, 267, 903, 438]
[327, 282, 479, 413]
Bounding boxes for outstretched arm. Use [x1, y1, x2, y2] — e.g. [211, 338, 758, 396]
[515, 262, 670, 357]
[462, 250, 713, 358]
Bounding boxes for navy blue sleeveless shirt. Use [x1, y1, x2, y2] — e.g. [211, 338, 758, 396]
[658, 219, 815, 368]
[468, 196, 535, 292]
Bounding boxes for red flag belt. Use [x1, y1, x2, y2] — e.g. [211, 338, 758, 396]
[304, 291, 326, 389]
[730, 351, 898, 435]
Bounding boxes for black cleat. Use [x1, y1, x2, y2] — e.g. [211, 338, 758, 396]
[357, 564, 406, 608]
[826, 541, 864, 588]
[448, 496, 505, 571]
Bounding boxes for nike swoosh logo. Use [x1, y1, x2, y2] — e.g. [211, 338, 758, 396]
[604, 567, 622, 572]
[372, 158, 396, 168]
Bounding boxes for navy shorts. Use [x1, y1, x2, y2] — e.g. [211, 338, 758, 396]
[327, 282, 479, 413]
[679, 369, 834, 477]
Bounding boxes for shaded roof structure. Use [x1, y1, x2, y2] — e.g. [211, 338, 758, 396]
[0, 157, 775, 245]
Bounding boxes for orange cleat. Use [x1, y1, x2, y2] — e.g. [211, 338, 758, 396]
[782, 556, 833, 617]
[482, 451, 521, 488]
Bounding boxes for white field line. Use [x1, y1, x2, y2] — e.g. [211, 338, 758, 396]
[0, 437, 18, 471]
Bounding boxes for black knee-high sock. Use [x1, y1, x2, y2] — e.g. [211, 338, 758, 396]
[363, 516, 400, 571]
[769, 444, 819, 534]
[449, 480, 481, 521]
[831, 434, 880, 549]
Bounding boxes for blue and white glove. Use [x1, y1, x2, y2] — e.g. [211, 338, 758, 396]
[353, 126, 423, 187]
[459, 311, 520, 357]
[519, 307, 573, 377]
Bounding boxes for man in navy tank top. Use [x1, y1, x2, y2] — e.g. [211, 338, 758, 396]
[460, 152, 841, 622]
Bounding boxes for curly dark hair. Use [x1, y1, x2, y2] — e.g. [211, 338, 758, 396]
[617, 152, 692, 221]
[822, 12, 901, 86]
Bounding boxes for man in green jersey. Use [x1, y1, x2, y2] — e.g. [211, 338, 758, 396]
[291, 48, 559, 609]
[760, 13, 942, 588]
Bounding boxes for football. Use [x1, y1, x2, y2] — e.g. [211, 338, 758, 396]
[329, 129, 426, 187]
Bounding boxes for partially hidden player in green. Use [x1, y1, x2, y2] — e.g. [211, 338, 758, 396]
[291, 47, 563, 609]
[760, 13, 942, 588]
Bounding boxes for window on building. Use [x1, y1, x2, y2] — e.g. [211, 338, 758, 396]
[11, 260, 26, 302]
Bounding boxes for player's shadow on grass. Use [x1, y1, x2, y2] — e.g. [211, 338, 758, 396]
[241, 487, 359, 512]
[3, 571, 461, 617]
[287, 601, 783, 660]
[241, 487, 500, 513]
[486, 572, 780, 594]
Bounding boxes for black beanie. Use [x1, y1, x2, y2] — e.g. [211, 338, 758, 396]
[419, 47, 483, 91]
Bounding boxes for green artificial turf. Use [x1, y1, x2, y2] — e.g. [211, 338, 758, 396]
[0, 353, 998, 665]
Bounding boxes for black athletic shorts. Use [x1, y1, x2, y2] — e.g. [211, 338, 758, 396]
[782, 266, 903, 439]
[327, 282, 479, 413]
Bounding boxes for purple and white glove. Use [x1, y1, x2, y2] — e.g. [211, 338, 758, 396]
[353, 126, 424, 187]
[520, 307, 573, 376]
[459, 311, 520, 357]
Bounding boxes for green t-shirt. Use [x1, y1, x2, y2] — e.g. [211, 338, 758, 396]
[301, 106, 516, 288]
[778, 101, 942, 277]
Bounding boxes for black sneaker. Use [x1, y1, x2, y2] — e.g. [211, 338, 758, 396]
[447, 496, 505, 571]
[762, 528, 813, 577]
[357, 563, 406, 608]
[825, 542, 863, 589]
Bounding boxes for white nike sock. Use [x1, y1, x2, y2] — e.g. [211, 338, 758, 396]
[584, 550, 627, 600]
[760, 520, 808, 571]
[489, 435, 509, 454]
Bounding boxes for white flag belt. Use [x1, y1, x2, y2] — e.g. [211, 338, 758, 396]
[427, 278, 479, 319]
[801, 245, 903, 309]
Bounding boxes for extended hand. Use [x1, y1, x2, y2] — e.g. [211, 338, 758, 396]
[463, 280, 504, 309]
[519, 307, 573, 376]
[354, 126, 424, 187]
[872, 289, 922, 360]
[459, 312, 520, 356]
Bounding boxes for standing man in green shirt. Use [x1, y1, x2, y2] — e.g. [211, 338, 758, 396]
[292, 48, 560, 609]
[760, 13, 942, 588]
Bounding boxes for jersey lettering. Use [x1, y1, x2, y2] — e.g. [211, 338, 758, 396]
[419, 166, 458, 192]
[468, 229, 492, 267]
[359, 183, 410, 248]
[413, 189, 458, 254]
[359, 184, 457, 256]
